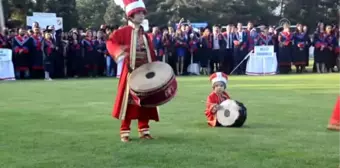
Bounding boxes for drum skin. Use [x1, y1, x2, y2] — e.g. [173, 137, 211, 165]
[216, 100, 247, 127]
[229, 101, 247, 127]
[129, 62, 178, 107]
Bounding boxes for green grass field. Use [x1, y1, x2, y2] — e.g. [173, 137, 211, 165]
[0, 74, 339, 168]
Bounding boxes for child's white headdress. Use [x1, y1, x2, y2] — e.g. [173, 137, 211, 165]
[209, 72, 228, 86]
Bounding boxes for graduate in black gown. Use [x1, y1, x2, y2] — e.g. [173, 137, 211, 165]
[277, 23, 293, 74]
[82, 30, 96, 77]
[258, 26, 275, 46]
[31, 27, 44, 78]
[324, 25, 337, 72]
[12, 28, 34, 79]
[42, 30, 57, 80]
[94, 30, 106, 76]
[313, 24, 328, 73]
[268, 26, 279, 72]
[302, 25, 311, 72]
[68, 32, 83, 77]
[200, 28, 213, 75]
[292, 24, 309, 73]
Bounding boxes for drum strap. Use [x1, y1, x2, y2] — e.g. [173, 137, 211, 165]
[142, 35, 152, 63]
[119, 28, 138, 120]
[130, 29, 138, 70]
[119, 27, 154, 120]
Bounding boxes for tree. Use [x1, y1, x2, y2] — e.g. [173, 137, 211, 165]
[4, 0, 35, 27]
[281, 0, 339, 29]
[43, 0, 79, 30]
[104, 0, 125, 26]
[2, 0, 339, 31]
[76, 0, 109, 29]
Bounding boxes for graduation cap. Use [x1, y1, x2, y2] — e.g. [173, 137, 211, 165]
[213, 24, 221, 28]
[71, 29, 78, 34]
[32, 22, 40, 29]
[258, 25, 267, 31]
[85, 27, 92, 32]
[28, 29, 34, 34]
[100, 24, 106, 29]
[43, 29, 50, 33]
[44, 26, 53, 33]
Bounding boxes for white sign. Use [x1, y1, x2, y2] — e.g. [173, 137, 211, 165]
[0, 48, 15, 80]
[33, 12, 57, 17]
[26, 16, 63, 30]
[246, 46, 277, 75]
[141, 19, 149, 32]
[0, 48, 12, 62]
[254, 46, 274, 56]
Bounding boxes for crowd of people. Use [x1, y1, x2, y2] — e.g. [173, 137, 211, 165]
[0, 20, 339, 80]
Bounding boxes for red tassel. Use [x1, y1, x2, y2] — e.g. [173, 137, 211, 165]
[315, 42, 322, 48]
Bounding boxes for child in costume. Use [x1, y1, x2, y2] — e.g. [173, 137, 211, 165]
[106, 0, 159, 142]
[204, 72, 231, 127]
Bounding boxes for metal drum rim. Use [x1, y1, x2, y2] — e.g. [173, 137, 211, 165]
[130, 62, 175, 93]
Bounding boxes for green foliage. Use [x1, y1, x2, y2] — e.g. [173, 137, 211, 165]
[282, 0, 339, 28]
[2, 0, 339, 30]
[43, 0, 78, 30]
[103, 0, 125, 26]
[76, 0, 109, 29]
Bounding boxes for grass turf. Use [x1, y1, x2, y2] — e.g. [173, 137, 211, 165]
[0, 74, 339, 168]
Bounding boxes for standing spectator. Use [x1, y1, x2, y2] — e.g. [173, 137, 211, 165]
[31, 27, 44, 78]
[12, 28, 33, 79]
[233, 23, 248, 74]
[314, 23, 327, 73]
[292, 24, 309, 73]
[68, 32, 82, 77]
[222, 24, 234, 74]
[82, 30, 96, 77]
[200, 28, 212, 75]
[174, 29, 187, 75]
[42, 31, 56, 81]
[278, 23, 293, 74]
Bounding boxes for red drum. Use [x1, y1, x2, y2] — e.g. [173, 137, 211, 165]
[129, 61, 177, 107]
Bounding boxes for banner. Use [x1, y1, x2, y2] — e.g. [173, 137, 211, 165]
[33, 12, 57, 17]
[0, 48, 12, 61]
[26, 16, 63, 30]
[254, 45, 274, 56]
[175, 22, 208, 29]
[246, 45, 277, 75]
[141, 19, 149, 32]
[0, 49, 15, 80]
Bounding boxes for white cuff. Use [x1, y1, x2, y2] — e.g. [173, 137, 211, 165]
[117, 55, 125, 63]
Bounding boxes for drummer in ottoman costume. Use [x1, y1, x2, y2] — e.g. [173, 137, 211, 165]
[205, 72, 231, 127]
[106, 0, 159, 142]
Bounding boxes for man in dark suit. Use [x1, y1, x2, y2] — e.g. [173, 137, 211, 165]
[211, 25, 226, 73]
[223, 24, 234, 74]
[47, 25, 64, 78]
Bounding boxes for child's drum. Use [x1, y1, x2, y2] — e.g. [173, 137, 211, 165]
[216, 99, 247, 127]
[129, 61, 177, 107]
